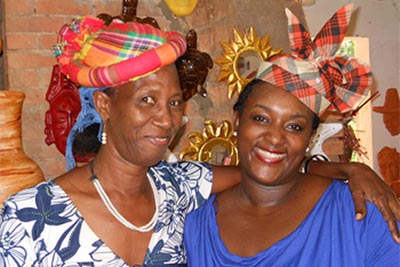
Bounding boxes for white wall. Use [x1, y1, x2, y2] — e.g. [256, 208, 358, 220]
[303, 0, 400, 173]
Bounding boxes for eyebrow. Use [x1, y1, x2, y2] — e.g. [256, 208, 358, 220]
[254, 104, 309, 120]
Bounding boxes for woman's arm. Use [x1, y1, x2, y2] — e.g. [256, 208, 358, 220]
[210, 165, 240, 194]
[309, 160, 400, 243]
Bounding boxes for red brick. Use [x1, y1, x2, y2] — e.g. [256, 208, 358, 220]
[5, 16, 66, 33]
[92, 0, 121, 16]
[38, 34, 57, 50]
[8, 69, 38, 88]
[37, 68, 54, 89]
[4, 0, 34, 15]
[6, 34, 37, 50]
[7, 51, 53, 69]
[35, 0, 81, 15]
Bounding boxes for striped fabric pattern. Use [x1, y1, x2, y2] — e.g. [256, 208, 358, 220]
[257, 4, 372, 115]
[54, 16, 187, 88]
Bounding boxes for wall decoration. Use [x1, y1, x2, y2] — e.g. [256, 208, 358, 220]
[377, 146, 400, 197]
[308, 122, 343, 159]
[215, 27, 283, 99]
[98, 0, 159, 28]
[180, 120, 239, 166]
[44, 65, 91, 162]
[164, 0, 199, 17]
[373, 88, 400, 136]
[176, 29, 213, 101]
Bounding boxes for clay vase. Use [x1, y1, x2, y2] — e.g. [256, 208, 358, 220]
[0, 90, 44, 205]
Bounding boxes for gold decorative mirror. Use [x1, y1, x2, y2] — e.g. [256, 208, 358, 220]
[180, 120, 239, 166]
[215, 26, 283, 99]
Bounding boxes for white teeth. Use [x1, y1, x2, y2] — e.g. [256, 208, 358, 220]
[255, 148, 286, 160]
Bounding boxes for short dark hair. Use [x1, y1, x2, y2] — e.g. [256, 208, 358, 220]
[72, 123, 101, 157]
[233, 79, 320, 130]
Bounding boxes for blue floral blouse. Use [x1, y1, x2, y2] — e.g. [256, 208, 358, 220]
[0, 161, 213, 267]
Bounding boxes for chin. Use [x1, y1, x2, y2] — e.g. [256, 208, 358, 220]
[148, 156, 165, 167]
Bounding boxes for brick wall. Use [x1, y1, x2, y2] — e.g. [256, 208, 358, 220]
[4, 0, 124, 177]
[3, 0, 305, 178]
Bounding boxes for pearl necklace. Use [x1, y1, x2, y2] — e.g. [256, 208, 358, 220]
[89, 160, 159, 232]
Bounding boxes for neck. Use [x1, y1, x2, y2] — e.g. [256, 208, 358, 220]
[89, 158, 159, 232]
[89, 152, 150, 196]
[237, 173, 301, 209]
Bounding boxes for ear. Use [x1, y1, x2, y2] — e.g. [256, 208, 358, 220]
[93, 90, 111, 121]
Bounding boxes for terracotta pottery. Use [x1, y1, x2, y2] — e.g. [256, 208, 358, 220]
[0, 90, 44, 205]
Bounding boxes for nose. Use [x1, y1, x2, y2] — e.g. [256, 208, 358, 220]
[153, 103, 175, 129]
[265, 125, 285, 146]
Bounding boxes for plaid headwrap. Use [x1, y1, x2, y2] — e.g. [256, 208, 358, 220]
[257, 4, 372, 115]
[54, 16, 187, 87]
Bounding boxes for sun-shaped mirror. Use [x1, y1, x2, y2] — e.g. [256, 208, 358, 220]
[215, 26, 283, 99]
[180, 120, 239, 166]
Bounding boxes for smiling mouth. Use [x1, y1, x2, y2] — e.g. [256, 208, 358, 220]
[255, 147, 286, 163]
[148, 136, 170, 146]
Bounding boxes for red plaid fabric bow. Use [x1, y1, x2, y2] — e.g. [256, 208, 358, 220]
[257, 4, 372, 115]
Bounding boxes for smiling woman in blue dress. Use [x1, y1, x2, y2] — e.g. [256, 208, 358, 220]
[184, 4, 400, 266]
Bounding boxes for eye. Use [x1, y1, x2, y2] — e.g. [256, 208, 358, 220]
[287, 123, 303, 132]
[252, 115, 269, 124]
[142, 96, 155, 104]
[170, 99, 183, 107]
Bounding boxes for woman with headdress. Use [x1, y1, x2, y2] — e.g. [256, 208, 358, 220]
[184, 5, 400, 266]
[0, 8, 399, 267]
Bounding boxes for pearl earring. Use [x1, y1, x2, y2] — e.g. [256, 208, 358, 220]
[101, 127, 107, 145]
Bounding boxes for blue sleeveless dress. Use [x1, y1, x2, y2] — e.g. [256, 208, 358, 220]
[184, 180, 400, 267]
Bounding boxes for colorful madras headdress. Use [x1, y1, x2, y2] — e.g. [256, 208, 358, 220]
[53, 16, 187, 170]
[54, 16, 187, 88]
[256, 4, 372, 116]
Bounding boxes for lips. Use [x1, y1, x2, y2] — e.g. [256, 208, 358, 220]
[147, 136, 171, 146]
[254, 147, 286, 163]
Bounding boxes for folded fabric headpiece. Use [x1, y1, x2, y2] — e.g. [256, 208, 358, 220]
[257, 4, 372, 116]
[54, 16, 187, 87]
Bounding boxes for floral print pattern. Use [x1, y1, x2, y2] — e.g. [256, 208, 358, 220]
[0, 161, 212, 267]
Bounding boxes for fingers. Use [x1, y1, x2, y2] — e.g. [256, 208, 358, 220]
[351, 190, 366, 220]
[389, 222, 400, 244]
[387, 191, 400, 221]
[374, 194, 400, 243]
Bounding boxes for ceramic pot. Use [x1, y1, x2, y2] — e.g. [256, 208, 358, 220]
[0, 90, 44, 205]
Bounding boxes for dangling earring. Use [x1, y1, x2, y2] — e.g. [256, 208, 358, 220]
[305, 147, 310, 153]
[101, 125, 107, 145]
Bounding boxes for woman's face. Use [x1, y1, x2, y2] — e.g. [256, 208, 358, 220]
[234, 82, 315, 186]
[104, 64, 183, 166]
